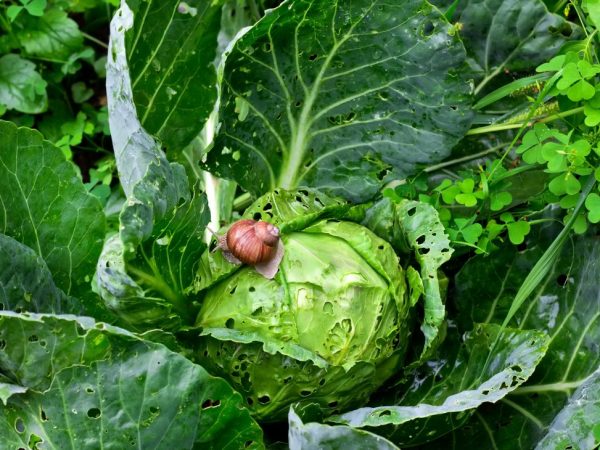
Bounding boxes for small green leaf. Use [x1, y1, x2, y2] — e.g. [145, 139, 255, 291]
[6, 5, 24, 21]
[595, 167, 600, 182]
[15, 9, 83, 60]
[0, 54, 47, 114]
[541, 141, 568, 173]
[455, 193, 478, 207]
[22, 0, 47, 16]
[559, 194, 578, 209]
[548, 174, 570, 196]
[71, 81, 93, 103]
[585, 193, 600, 223]
[457, 178, 475, 193]
[537, 54, 566, 72]
[490, 191, 512, 211]
[506, 221, 531, 245]
[568, 79, 596, 101]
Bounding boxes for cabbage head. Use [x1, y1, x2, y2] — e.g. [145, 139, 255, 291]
[192, 189, 450, 422]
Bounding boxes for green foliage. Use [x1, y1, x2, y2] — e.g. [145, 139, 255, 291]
[205, 0, 474, 202]
[1, 0, 600, 447]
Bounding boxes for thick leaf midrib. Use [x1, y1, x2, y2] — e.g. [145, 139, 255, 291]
[278, 0, 379, 188]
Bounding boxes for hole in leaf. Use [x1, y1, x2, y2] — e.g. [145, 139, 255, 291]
[253, 212, 262, 221]
[263, 202, 272, 211]
[249, 287, 255, 292]
[226, 318, 235, 329]
[86, 387, 94, 394]
[328, 401, 338, 408]
[229, 286, 237, 295]
[377, 410, 391, 417]
[407, 207, 416, 216]
[15, 418, 24, 433]
[40, 410, 47, 422]
[247, 397, 254, 406]
[300, 390, 312, 397]
[149, 406, 159, 414]
[308, 53, 317, 61]
[416, 235, 426, 245]
[245, 441, 254, 448]
[28, 335, 38, 343]
[87, 408, 101, 419]
[258, 395, 271, 404]
[556, 274, 568, 287]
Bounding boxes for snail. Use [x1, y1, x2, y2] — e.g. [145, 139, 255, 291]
[215, 219, 285, 279]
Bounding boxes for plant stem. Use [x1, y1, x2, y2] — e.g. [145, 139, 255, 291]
[474, 65, 503, 97]
[233, 192, 252, 211]
[127, 265, 192, 322]
[424, 143, 508, 173]
[466, 106, 584, 136]
[82, 32, 108, 49]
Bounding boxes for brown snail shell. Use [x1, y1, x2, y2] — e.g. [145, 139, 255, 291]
[217, 220, 285, 279]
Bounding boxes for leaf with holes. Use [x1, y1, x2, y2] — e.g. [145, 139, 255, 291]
[205, 0, 473, 202]
[289, 408, 400, 450]
[444, 0, 581, 91]
[362, 198, 453, 364]
[109, 0, 221, 155]
[328, 323, 548, 447]
[0, 121, 105, 304]
[0, 234, 80, 314]
[429, 228, 600, 449]
[0, 312, 264, 449]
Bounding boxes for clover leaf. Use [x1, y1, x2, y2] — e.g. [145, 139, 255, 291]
[548, 173, 581, 196]
[585, 192, 600, 223]
[500, 213, 531, 245]
[490, 191, 513, 211]
[449, 217, 483, 244]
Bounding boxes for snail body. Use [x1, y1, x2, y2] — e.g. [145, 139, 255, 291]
[217, 219, 284, 279]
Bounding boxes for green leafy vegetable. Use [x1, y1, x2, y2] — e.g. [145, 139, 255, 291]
[0, 121, 106, 300]
[121, 0, 222, 153]
[330, 323, 549, 447]
[206, 0, 473, 202]
[0, 312, 264, 449]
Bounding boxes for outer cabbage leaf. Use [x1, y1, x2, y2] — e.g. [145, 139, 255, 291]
[535, 367, 600, 449]
[0, 234, 78, 314]
[0, 121, 105, 303]
[0, 312, 264, 449]
[99, 3, 213, 330]
[329, 323, 549, 447]
[289, 409, 399, 450]
[437, 0, 581, 91]
[363, 198, 453, 363]
[427, 229, 600, 449]
[121, 0, 222, 154]
[205, 0, 473, 202]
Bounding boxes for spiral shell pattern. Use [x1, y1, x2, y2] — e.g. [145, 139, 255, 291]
[226, 220, 280, 265]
